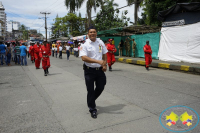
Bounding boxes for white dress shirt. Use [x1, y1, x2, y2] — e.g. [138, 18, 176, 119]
[65, 46, 70, 50]
[59, 46, 63, 51]
[79, 38, 108, 68]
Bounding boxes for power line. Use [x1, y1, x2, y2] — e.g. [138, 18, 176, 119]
[40, 12, 51, 41]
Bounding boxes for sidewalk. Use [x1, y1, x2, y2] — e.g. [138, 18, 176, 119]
[115, 56, 200, 74]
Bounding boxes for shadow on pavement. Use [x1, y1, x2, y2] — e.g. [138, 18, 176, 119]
[48, 73, 62, 76]
[97, 104, 126, 114]
[110, 69, 122, 71]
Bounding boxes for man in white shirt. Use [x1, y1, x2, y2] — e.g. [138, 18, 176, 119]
[79, 25, 107, 119]
[59, 45, 63, 59]
[55, 45, 58, 58]
[65, 44, 70, 60]
[27, 43, 30, 59]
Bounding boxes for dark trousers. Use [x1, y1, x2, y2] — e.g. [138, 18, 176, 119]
[84, 66, 106, 112]
[66, 50, 70, 60]
[7, 53, 11, 64]
[59, 51, 62, 59]
[55, 51, 57, 58]
[52, 50, 54, 57]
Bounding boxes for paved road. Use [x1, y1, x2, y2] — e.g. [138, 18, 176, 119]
[0, 54, 200, 133]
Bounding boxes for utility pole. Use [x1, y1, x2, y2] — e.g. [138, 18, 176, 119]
[40, 12, 50, 41]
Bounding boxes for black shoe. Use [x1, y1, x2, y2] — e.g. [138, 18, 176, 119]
[36, 67, 40, 69]
[91, 112, 97, 119]
[146, 67, 149, 71]
[109, 66, 112, 72]
[44, 70, 47, 76]
[47, 68, 49, 74]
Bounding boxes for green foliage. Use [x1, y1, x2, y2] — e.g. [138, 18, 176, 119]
[140, 0, 193, 26]
[52, 13, 86, 38]
[19, 24, 29, 40]
[94, 0, 130, 31]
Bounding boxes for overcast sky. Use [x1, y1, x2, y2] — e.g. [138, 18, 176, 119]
[2, 0, 143, 38]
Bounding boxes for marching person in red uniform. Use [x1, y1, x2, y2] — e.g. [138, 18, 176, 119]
[33, 42, 41, 69]
[29, 42, 35, 63]
[143, 41, 152, 71]
[107, 39, 117, 71]
[39, 41, 51, 76]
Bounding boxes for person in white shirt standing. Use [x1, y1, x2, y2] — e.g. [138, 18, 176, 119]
[59, 44, 63, 59]
[73, 46, 78, 57]
[65, 43, 70, 60]
[27, 43, 30, 59]
[79, 25, 108, 119]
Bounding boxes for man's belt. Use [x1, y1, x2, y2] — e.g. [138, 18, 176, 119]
[108, 50, 113, 53]
[43, 55, 49, 57]
[83, 64, 102, 70]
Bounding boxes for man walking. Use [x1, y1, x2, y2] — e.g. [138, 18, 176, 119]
[107, 39, 117, 71]
[0, 41, 6, 65]
[143, 41, 152, 71]
[39, 41, 51, 76]
[15, 42, 21, 65]
[20, 43, 27, 66]
[33, 42, 41, 69]
[29, 42, 35, 63]
[79, 26, 107, 119]
[65, 43, 70, 60]
[59, 44, 63, 59]
[52, 42, 55, 57]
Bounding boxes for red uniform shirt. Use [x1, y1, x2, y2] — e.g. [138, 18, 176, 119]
[107, 43, 117, 53]
[39, 45, 51, 58]
[33, 44, 41, 53]
[143, 44, 152, 54]
[29, 45, 33, 54]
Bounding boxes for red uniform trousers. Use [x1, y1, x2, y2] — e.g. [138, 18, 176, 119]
[34, 53, 41, 68]
[107, 52, 116, 67]
[30, 51, 34, 61]
[42, 57, 50, 70]
[144, 54, 152, 68]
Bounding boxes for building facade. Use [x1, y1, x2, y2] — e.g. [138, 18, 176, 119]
[0, 1, 6, 40]
[7, 21, 20, 32]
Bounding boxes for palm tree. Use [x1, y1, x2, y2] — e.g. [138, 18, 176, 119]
[86, 0, 104, 27]
[126, 0, 143, 24]
[65, 0, 84, 13]
[65, 0, 103, 27]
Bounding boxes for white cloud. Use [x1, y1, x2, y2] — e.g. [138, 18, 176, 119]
[2, 0, 143, 38]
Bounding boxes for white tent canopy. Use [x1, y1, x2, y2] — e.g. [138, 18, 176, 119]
[158, 22, 200, 64]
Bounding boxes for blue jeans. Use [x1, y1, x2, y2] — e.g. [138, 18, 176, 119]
[7, 53, 11, 64]
[15, 55, 20, 64]
[66, 50, 70, 60]
[20, 55, 27, 66]
[0, 53, 6, 65]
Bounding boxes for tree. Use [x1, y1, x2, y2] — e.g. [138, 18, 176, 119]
[65, 0, 84, 13]
[141, 0, 194, 26]
[52, 13, 86, 38]
[126, 0, 143, 25]
[19, 24, 29, 40]
[94, 0, 130, 31]
[86, 0, 103, 27]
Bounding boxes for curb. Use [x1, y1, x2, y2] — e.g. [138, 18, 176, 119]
[116, 57, 200, 74]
